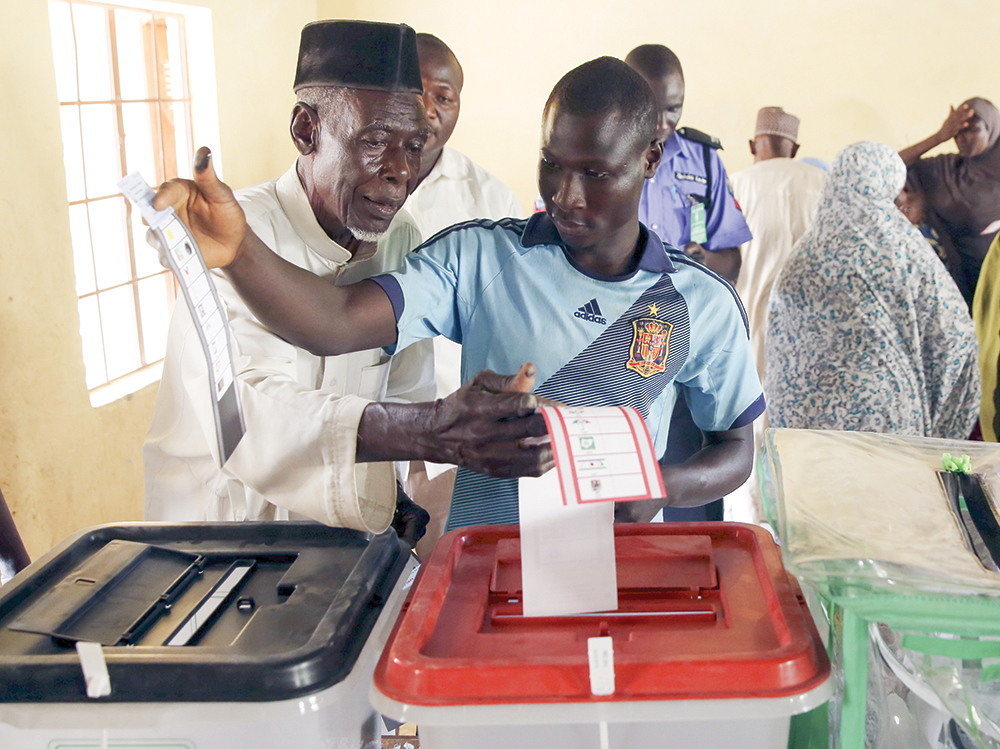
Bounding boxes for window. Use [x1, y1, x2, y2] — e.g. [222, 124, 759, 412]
[48, 0, 219, 405]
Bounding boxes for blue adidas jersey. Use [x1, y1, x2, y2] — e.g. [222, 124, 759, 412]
[373, 213, 764, 529]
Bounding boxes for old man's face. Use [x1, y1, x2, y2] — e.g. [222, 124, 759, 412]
[306, 89, 427, 242]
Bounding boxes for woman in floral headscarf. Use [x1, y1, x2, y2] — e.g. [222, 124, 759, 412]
[766, 141, 980, 439]
[901, 98, 1000, 305]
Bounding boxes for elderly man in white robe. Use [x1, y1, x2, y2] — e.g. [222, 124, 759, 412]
[144, 21, 551, 543]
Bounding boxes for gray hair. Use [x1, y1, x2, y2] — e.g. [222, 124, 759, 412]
[295, 86, 349, 120]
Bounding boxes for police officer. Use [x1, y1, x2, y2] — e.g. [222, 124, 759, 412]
[620, 44, 753, 523]
[625, 44, 751, 285]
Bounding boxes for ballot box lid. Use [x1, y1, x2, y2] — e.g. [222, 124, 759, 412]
[0, 522, 409, 702]
[374, 523, 829, 705]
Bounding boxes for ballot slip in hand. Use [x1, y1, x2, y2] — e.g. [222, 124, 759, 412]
[518, 406, 665, 618]
[118, 172, 245, 466]
[540, 405, 666, 505]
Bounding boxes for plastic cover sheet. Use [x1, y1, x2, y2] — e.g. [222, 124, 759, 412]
[761, 429, 1000, 597]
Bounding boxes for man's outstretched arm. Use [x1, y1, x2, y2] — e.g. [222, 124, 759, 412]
[153, 147, 395, 356]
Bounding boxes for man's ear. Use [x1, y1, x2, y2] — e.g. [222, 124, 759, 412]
[644, 138, 664, 177]
[290, 102, 321, 155]
[749, 139, 756, 157]
[791, 143, 800, 158]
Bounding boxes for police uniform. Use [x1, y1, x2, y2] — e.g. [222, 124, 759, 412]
[373, 213, 764, 529]
[638, 127, 753, 521]
[639, 127, 752, 251]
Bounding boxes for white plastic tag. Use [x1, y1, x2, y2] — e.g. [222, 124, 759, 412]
[588, 636, 615, 696]
[76, 641, 111, 698]
[402, 562, 420, 591]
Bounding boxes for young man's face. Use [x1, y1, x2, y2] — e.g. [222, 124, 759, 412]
[641, 70, 684, 143]
[304, 89, 427, 241]
[538, 103, 659, 254]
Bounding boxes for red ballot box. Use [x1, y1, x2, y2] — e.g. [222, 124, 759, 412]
[372, 522, 831, 749]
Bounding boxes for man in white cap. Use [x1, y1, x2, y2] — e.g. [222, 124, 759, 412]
[144, 21, 551, 540]
[729, 106, 825, 522]
[731, 107, 825, 384]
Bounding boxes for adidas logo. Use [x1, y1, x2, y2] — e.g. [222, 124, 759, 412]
[574, 298, 607, 325]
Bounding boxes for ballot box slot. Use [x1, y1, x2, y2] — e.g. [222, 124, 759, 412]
[164, 559, 256, 646]
[489, 534, 719, 596]
[938, 471, 1000, 573]
[488, 598, 718, 627]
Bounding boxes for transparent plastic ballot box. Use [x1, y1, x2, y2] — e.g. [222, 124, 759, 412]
[0, 521, 418, 749]
[761, 428, 1000, 749]
[371, 522, 831, 749]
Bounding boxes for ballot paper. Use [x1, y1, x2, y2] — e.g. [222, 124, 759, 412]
[518, 406, 665, 617]
[118, 172, 245, 465]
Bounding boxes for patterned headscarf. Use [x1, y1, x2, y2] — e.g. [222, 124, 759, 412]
[766, 141, 981, 439]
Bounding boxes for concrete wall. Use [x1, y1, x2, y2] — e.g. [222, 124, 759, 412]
[319, 0, 1000, 211]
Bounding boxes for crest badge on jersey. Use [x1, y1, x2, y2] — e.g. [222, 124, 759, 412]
[627, 303, 672, 377]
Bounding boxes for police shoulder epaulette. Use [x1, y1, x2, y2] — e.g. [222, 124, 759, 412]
[677, 126, 722, 150]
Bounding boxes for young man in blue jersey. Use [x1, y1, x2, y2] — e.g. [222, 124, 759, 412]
[153, 57, 763, 528]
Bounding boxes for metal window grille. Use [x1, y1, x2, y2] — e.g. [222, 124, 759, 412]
[49, 0, 194, 393]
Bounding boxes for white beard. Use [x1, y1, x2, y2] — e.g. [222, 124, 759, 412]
[348, 226, 385, 244]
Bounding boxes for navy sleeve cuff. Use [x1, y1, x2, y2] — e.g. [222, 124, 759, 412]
[370, 274, 404, 322]
[729, 393, 766, 429]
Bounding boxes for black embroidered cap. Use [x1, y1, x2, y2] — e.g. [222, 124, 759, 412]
[293, 20, 422, 93]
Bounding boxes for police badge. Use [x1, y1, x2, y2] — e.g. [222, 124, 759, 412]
[627, 304, 672, 377]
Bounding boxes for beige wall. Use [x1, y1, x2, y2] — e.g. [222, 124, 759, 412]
[2, 0, 998, 559]
[0, 0, 312, 559]
[322, 0, 1000, 211]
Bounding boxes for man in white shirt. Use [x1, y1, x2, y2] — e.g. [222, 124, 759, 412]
[406, 33, 523, 397]
[144, 21, 551, 536]
[729, 107, 825, 523]
[731, 107, 825, 383]
[401, 34, 524, 549]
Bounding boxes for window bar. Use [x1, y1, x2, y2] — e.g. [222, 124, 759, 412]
[108, 8, 148, 369]
[69, 0, 109, 387]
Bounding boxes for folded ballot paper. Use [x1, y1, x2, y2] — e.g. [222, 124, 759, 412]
[118, 172, 245, 466]
[518, 406, 666, 617]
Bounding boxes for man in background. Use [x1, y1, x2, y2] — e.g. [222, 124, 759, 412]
[402, 32, 524, 551]
[625, 44, 751, 285]
[729, 106, 825, 522]
[624, 43, 752, 522]
[731, 106, 825, 384]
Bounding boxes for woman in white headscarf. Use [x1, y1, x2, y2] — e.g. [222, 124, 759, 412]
[766, 141, 980, 439]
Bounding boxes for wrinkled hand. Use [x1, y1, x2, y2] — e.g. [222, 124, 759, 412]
[152, 146, 248, 269]
[614, 497, 666, 523]
[939, 103, 976, 141]
[683, 241, 706, 263]
[428, 363, 555, 478]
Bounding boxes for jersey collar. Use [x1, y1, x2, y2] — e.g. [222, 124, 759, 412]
[520, 212, 676, 274]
